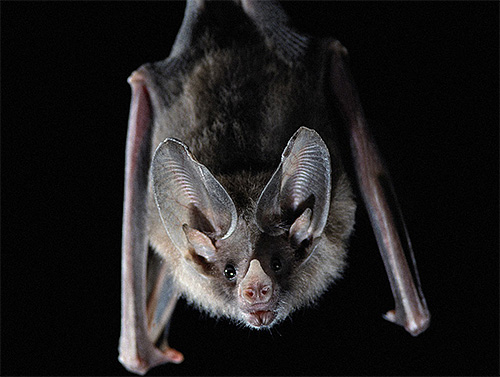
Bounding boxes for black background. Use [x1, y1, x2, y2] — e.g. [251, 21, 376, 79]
[2, 1, 498, 376]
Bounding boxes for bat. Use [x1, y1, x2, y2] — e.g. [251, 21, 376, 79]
[118, 1, 430, 374]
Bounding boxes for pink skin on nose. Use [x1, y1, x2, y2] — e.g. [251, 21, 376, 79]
[238, 259, 276, 327]
[242, 282, 272, 304]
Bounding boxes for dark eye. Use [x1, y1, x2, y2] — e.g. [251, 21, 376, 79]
[271, 258, 282, 272]
[224, 264, 237, 281]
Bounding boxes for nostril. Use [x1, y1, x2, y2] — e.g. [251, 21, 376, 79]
[242, 283, 273, 304]
[261, 286, 270, 296]
[243, 288, 255, 302]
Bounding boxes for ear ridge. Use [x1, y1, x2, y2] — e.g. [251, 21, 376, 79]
[152, 138, 237, 254]
[256, 127, 331, 239]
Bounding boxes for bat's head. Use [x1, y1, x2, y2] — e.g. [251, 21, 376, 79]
[179, 206, 353, 330]
[152, 127, 355, 329]
[181, 217, 290, 329]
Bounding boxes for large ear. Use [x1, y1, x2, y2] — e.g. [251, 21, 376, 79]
[256, 127, 331, 246]
[152, 138, 238, 258]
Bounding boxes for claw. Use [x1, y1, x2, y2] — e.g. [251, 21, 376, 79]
[119, 346, 184, 375]
[383, 309, 431, 336]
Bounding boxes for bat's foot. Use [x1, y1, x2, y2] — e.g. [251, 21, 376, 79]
[383, 309, 431, 336]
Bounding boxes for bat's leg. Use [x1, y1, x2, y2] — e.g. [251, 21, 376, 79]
[327, 40, 430, 336]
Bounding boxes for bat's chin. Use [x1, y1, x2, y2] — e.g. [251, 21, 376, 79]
[244, 310, 276, 328]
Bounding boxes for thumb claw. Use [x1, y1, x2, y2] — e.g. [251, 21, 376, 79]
[164, 347, 184, 364]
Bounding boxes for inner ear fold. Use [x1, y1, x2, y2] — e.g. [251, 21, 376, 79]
[256, 127, 331, 240]
[182, 225, 217, 263]
[152, 138, 237, 256]
[289, 207, 313, 247]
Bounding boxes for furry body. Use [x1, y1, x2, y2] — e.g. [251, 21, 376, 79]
[143, 15, 356, 327]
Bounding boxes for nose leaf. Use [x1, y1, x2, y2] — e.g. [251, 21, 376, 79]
[239, 259, 273, 305]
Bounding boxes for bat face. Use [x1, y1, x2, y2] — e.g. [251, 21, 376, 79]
[182, 214, 304, 329]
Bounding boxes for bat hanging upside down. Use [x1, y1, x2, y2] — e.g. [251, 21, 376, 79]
[118, 0, 430, 374]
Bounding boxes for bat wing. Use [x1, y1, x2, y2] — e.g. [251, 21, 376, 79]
[118, 71, 184, 375]
[326, 40, 430, 335]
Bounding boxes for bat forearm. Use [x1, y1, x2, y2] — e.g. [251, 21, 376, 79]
[328, 39, 430, 336]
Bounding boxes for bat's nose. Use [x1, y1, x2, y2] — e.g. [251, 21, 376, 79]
[242, 282, 272, 304]
[239, 259, 274, 305]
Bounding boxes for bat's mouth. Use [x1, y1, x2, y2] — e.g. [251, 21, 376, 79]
[246, 310, 276, 327]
